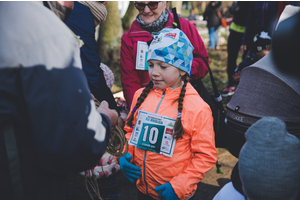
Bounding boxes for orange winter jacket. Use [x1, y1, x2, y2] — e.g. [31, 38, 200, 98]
[118, 83, 217, 200]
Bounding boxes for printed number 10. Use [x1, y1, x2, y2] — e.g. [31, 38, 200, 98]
[143, 125, 159, 144]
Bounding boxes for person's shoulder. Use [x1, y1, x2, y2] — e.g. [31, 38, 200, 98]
[1, 2, 73, 40]
[134, 87, 145, 97]
[179, 16, 190, 24]
[122, 20, 142, 39]
[121, 29, 130, 40]
[129, 20, 142, 33]
[0, 2, 78, 69]
[184, 84, 211, 110]
[179, 17, 197, 31]
[184, 84, 204, 101]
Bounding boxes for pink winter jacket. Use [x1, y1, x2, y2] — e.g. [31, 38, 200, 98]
[120, 9, 209, 108]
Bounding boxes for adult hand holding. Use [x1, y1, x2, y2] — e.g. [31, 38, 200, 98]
[119, 153, 141, 183]
[117, 117, 125, 129]
[155, 182, 179, 200]
[97, 101, 118, 126]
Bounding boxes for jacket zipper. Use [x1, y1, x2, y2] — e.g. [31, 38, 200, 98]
[155, 90, 165, 114]
[144, 90, 165, 195]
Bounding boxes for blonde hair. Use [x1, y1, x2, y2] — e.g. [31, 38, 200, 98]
[127, 73, 189, 140]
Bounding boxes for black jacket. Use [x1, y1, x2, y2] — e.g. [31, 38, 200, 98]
[203, 1, 223, 28]
[230, 1, 251, 27]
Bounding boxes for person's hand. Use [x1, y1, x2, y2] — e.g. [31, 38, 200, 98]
[119, 153, 141, 183]
[233, 71, 241, 82]
[57, 1, 74, 9]
[101, 1, 107, 6]
[91, 93, 96, 101]
[256, 49, 270, 59]
[117, 117, 125, 129]
[97, 101, 118, 126]
[240, 45, 247, 55]
[155, 183, 179, 200]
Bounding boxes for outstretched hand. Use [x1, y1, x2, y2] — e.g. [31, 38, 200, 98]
[155, 182, 179, 200]
[97, 100, 118, 126]
[119, 153, 141, 183]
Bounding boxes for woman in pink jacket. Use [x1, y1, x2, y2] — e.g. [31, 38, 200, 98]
[120, 1, 209, 109]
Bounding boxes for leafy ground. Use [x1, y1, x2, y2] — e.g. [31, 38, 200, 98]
[68, 27, 242, 200]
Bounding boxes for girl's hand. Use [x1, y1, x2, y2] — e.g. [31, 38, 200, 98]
[119, 153, 141, 183]
[155, 183, 179, 200]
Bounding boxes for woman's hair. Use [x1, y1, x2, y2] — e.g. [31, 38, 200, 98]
[126, 73, 189, 140]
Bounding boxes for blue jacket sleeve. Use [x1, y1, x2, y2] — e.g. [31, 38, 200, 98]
[65, 2, 118, 111]
[21, 61, 112, 174]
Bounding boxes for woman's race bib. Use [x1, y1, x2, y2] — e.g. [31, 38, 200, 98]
[128, 110, 176, 157]
[135, 41, 149, 70]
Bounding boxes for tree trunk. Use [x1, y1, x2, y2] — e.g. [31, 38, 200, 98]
[122, 1, 138, 32]
[167, 1, 173, 10]
[171, 1, 182, 15]
[201, 1, 207, 14]
[192, 1, 199, 15]
[97, 1, 123, 87]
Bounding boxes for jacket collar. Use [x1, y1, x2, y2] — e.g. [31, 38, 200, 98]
[153, 83, 198, 98]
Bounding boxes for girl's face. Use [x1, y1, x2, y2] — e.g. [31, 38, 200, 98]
[136, 1, 167, 24]
[148, 60, 186, 89]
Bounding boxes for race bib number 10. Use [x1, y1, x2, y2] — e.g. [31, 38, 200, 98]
[129, 110, 176, 157]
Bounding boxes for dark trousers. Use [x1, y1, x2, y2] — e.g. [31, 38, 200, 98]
[226, 29, 245, 87]
[137, 189, 195, 200]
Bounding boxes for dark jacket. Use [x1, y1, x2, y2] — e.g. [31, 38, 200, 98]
[242, 1, 279, 46]
[203, 1, 223, 28]
[230, 1, 251, 27]
[0, 2, 111, 199]
[65, 2, 117, 110]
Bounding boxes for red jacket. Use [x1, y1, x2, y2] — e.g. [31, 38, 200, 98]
[120, 9, 209, 108]
[118, 84, 217, 199]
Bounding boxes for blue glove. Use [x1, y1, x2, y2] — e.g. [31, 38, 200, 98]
[155, 182, 179, 200]
[118, 152, 141, 183]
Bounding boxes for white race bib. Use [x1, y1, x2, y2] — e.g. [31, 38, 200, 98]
[129, 110, 176, 157]
[135, 41, 149, 70]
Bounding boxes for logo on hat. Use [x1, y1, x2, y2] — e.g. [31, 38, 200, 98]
[164, 33, 177, 39]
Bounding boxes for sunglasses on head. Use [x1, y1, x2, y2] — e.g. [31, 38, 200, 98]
[134, 1, 160, 11]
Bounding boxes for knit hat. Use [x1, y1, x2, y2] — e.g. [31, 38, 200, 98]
[239, 117, 300, 200]
[252, 31, 271, 52]
[78, 1, 107, 23]
[100, 63, 114, 89]
[147, 28, 194, 74]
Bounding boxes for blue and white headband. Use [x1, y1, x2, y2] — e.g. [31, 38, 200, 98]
[147, 28, 194, 74]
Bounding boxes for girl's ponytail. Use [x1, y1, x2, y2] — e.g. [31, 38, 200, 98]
[126, 81, 154, 127]
[173, 74, 189, 139]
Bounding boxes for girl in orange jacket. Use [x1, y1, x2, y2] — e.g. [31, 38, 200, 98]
[118, 28, 217, 200]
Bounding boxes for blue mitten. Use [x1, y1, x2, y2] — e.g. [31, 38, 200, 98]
[118, 152, 141, 183]
[155, 182, 179, 200]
